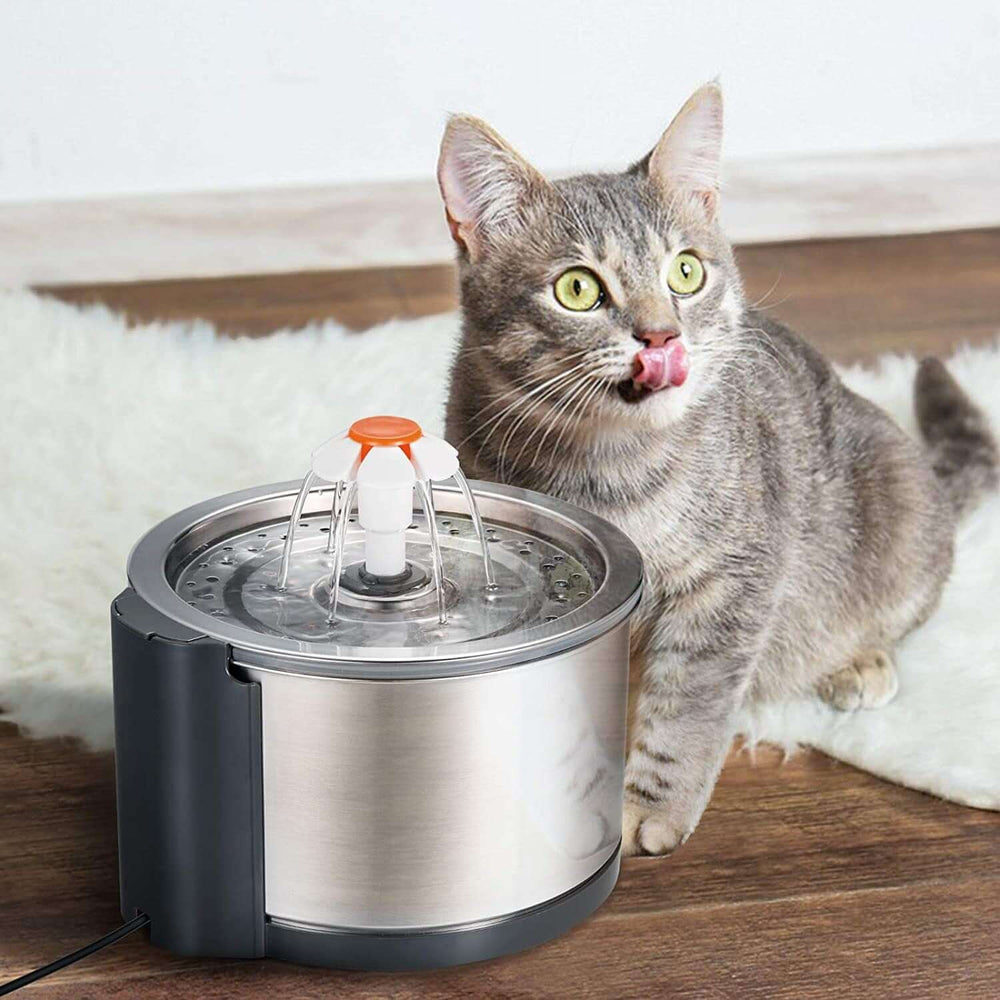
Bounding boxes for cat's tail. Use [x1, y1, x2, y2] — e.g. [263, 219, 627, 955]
[915, 357, 999, 517]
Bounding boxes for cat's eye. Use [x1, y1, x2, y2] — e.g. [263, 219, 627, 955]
[666, 251, 706, 296]
[554, 268, 604, 311]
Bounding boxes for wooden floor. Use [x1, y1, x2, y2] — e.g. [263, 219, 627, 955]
[42, 228, 1000, 364]
[4, 228, 1000, 999]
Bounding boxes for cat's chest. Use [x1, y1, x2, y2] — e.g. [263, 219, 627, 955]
[577, 491, 706, 583]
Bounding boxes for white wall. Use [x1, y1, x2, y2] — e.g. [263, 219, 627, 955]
[1, 0, 998, 203]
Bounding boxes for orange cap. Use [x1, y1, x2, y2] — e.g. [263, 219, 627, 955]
[348, 415, 422, 449]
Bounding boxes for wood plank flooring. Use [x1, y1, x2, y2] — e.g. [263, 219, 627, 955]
[4, 228, 999, 998]
[41, 229, 1000, 363]
[3, 727, 997, 999]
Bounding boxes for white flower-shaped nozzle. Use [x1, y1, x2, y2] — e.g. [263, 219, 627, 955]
[410, 435, 459, 481]
[308, 416, 459, 579]
[310, 431, 358, 482]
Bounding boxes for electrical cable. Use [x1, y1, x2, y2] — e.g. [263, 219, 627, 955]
[0, 913, 150, 996]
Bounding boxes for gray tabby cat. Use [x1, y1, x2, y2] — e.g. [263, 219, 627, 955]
[437, 83, 999, 856]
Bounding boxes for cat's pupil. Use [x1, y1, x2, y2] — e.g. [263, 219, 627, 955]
[681, 262, 692, 278]
[573, 278, 582, 296]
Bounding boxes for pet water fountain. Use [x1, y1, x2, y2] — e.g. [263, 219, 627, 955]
[112, 416, 642, 970]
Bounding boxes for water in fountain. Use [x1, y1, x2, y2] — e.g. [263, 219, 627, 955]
[173, 506, 597, 648]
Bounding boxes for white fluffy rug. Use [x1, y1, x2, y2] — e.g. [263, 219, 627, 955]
[1, 288, 997, 811]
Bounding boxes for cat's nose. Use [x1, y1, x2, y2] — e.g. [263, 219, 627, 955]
[634, 329, 680, 348]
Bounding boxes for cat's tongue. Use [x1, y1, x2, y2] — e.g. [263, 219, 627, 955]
[633, 340, 689, 391]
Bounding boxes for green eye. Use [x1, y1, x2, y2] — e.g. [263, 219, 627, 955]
[666, 251, 706, 296]
[554, 268, 604, 311]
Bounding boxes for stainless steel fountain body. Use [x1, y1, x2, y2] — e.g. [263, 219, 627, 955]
[113, 471, 642, 970]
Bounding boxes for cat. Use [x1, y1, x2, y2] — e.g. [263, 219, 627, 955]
[436, 82, 999, 856]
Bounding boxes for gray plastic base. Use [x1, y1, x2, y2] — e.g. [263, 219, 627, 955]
[112, 588, 265, 958]
[265, 847, 620, 971]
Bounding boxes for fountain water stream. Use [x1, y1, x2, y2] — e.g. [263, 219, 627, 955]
[417, 479, 447, 625]
[454, 467, 497, 591]
[326, 479, 358, 624]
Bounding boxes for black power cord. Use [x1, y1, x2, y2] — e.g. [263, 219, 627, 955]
[0, 913, 150, 996]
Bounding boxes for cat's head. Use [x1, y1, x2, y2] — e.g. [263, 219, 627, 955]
[438, 82, 745, 441]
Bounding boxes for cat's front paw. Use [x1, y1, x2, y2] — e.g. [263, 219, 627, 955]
[622, 798, 693, 858]
[818, 648, 898, 711]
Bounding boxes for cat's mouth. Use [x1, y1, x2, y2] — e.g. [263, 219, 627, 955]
[616, 379, 650, 404]
[617, 341, 690, 403]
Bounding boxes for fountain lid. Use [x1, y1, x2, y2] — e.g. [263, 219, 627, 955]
[128, 479, 643, 679]
[125, 418, 643, 678]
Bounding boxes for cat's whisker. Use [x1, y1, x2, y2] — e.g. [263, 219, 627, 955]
[695, 328, 792, 385]
[488, 351, 593, 394]
[546, 377, 606, 468]
[513, 372, 603, 470]
[512, 376, 597, 480]
[741, 329, 795, 379]
[473, 387, 574, 466]
[574, 379, 610, 438]
[563, 379, 605, 442]
[502, 363, 612, 478]
[475, 369, 592, 469]
[466, 350, 585, 393]
[496, 373, 587, 460]
[747, 271, 784, 311]
[462, 362, 592, 450]
[496, 371, 596, 479]
[462, 351, 593, 423]
[454, 340, 585, 369]
[753, 294, 793, 314]
[683, 343, 761, 408]
[484, 360, 592, 416]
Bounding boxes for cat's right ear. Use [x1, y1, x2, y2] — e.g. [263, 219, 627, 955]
[437, 115, 547, 260]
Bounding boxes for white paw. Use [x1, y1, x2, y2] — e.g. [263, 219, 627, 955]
[622, 799, 692, 858]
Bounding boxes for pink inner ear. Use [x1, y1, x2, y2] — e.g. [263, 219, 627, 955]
[437, 143, 482, 253]
[437, 115, 546, 258]
[437, 151, 477, 230]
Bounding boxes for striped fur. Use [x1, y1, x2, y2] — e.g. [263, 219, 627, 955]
[438, 85, 998, 856]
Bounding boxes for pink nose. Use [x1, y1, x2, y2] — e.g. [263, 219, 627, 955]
[635, 329, 679, 348]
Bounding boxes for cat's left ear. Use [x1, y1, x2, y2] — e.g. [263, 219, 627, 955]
[641, 81, 723, 220]
[437, 115, 548, 260]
